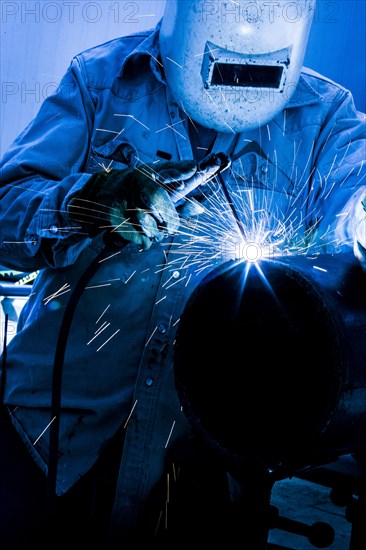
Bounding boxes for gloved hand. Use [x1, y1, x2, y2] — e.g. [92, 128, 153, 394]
[68, 153, 230, 249]
[354, 189, 366, 272]
[67, 160, 197, 249]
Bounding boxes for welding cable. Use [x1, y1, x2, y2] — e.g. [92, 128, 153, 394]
[217, 171, 247, 241]
[45, 241, 117, 520]
[215, 137, 271, 241]
[214, 133, 246, 241]
[0, 313, 9, 407]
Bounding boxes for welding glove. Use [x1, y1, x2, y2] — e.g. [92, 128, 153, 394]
[68, 154, 229, 249]
[67, 161, 197, 249]
[354, 189, 366, 272]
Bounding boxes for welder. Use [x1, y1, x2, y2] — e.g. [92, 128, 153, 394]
[0, 1, 365, 547]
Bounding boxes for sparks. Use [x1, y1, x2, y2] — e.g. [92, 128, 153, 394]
[96, 328, 120, 352]
[165, 420, 176, 448]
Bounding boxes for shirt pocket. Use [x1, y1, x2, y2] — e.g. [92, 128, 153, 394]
[222, 151, 306, 248]
[229, 150, 298, 197]
[85, 137, 156, 174]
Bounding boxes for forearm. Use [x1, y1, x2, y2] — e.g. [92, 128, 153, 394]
[309, 92, 366, 256]
[0, 171, 93, 271]
[354, 190, 366, 272]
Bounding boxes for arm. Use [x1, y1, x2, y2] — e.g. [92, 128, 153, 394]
[308, 89, 366, 264]
[354, 190, 366, 272]
[0, 55, 211, 268]
[0, 57, 96, 272]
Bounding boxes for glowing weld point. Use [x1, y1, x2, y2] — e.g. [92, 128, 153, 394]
[242, 242, 262, 263]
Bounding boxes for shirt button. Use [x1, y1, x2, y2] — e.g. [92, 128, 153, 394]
[172, 270, 180, 279]
[145, 377, 154, 386]
[49, 225, 58, 234]
[29, 236, 38, 246]
[158, 323, 167, 334]
[170, 111, 176, 119]
[261, 164, 269, 174]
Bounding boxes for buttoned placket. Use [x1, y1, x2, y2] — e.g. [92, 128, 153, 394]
[164, 89, 240, 162]
[108, 234, 196, 538]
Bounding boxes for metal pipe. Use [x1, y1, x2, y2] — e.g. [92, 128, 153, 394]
[174, 252, 366, 474]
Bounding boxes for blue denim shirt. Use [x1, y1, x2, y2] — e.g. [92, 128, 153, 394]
[0, 24, 365, 539]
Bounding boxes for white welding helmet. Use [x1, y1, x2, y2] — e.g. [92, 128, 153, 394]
[159, 0, 316, 133]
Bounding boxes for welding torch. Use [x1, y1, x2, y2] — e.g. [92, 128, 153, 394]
[167, 151, 231, 205]
[103, 142, 231, 205]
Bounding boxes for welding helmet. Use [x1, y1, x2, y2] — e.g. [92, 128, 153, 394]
[159, 0, 316, 133]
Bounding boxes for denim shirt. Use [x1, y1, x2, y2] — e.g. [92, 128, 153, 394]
[0, 23, 365, 539]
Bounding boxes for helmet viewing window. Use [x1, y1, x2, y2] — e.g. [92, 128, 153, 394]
[201, 41, 291, 93]
[210, 63, 284, 89]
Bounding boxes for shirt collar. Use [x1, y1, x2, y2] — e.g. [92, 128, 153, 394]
[118, 20, 165, 83]
[287, 70, 324, 108]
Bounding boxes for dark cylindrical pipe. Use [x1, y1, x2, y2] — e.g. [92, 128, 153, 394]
[174, 252, 366, 472]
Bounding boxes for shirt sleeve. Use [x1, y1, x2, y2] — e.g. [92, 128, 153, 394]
[0, 57, 98, 271]
[308, 89, 366, 255]
[353, 189, 366, 271]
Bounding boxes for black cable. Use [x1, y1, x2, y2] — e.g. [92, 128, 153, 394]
[46, 242, 116, 516]
[0, 313, 9, 407]
[217, 171, 247, 242]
